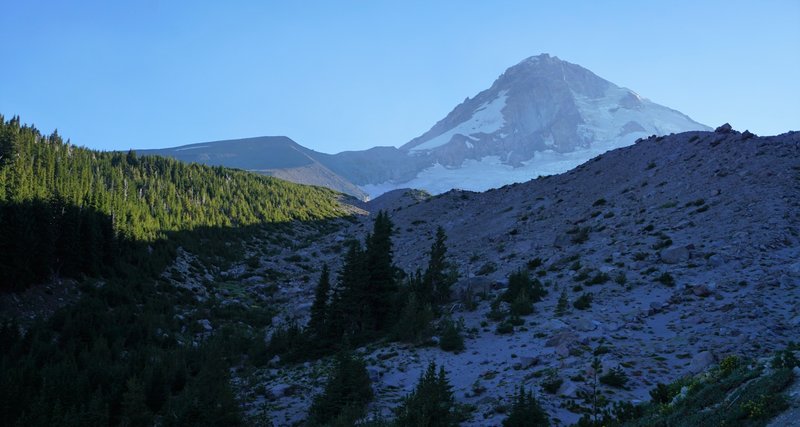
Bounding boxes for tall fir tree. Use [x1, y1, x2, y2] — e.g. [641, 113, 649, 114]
[394, 362, 458, 427]
[423, 226, 457, 305]
[307, 351, 373, 426]
[330, 240, 368, 338]
[502, 385, 550, 427]
[308, 264, 331, 339]
[364, 210, 397, 332]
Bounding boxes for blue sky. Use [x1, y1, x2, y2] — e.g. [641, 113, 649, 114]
[1, 1, 798, 153]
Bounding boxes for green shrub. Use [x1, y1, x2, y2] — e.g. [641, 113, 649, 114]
[599, 366, 628, 389]
[573, 293, 593, 310]
[656, 272, 675, 286]
[527, 257, 543, 270]
[585, 272, 610, 286]
[439, 318, 465, 353]
[541, 370, 563, 395]
[496, 322, 514, 335]
[719, 355, 739, 375]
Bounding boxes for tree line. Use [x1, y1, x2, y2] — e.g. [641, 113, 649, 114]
[0, 115, 346, 290]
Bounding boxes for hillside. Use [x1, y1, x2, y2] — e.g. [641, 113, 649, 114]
[236, 125, 799, 425]
[1, 118, 798, 426]
[0, 116, 355, 290]
[139, 136, 370, 200]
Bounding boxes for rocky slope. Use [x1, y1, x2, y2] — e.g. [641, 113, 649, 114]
[223, 125, 799, 425]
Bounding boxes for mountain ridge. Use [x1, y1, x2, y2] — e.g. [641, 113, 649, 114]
[141, 54, 710, 199]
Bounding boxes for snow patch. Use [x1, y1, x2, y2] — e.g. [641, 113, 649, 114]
[361, 133, 646, 199]
[411, 90, 509, 152]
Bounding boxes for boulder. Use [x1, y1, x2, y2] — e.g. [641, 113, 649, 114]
[692, 284, 713, 297]
[661, 246, 690, 264]
[571, 318, 598, 332]
[450, 277, 493, 302]
[558, 381, 579, 397]
[518, 356, 540, 369]
[707, 254, 724, 268]
[540, 318, 568, 331]
[545, 331, 578, 348]
[198, 319, 213, 331]
[688, 351, 715, 373]
[553, 234, 572, 248]
[715, 123, 733, 133]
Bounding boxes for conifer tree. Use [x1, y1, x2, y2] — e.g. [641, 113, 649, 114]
[555, 289, 569, 317]
[364, 211, 397, 332]
[307, 351, 373, 426]
[394, 362, 457, 427]
[330, 240, 368, 338]
[308, 264, 331, 339]
[424, 226, 457, 305]
[503, 385, 550, 427]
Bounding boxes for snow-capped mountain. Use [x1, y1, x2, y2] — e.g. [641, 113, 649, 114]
[142, 54, 709, 200]
[356, 54, 709, 197]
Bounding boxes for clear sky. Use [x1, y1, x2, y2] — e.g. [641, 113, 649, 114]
[1, 1, 798, 153]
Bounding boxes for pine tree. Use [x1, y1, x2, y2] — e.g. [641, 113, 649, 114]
[424, 226, 456, 305]
[555, 290, 569, 317]
[364, 211, 397, 332]
[332, 240, 368, 337]
[307, 351, 373, 426]
[308, 264, 331, 339]
[394, 362, 457, 427]
[503, 385, 550, 427]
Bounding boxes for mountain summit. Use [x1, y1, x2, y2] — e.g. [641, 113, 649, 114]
[143, 55, 709, 199]
[351, 54, 709, 195]
[403, 54, 707, 159]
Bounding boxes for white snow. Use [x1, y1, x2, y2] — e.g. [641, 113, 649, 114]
[572, 85, 702, 145]
[361, 133, 645, 199]
[410, 90, 509, 152]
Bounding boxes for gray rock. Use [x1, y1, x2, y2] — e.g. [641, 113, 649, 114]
[555, 343, 571, 358]
[367, 366, 382, 382]
[572, 318, 598, 332]
[198, 319, 213, 331]
[558, 380, 578, 397]
[546, 331, 578, 348]
[518, 356, 540, 369]
[692, 284, 713, 297]
[715, 123, 733, 133]
[268, 383, 296, 399]
[451, 277, 493, 301]
[708, 254, 724, 267]
[689, 351, 715, 373]
[661, 246, 690, 264]
[553, 234, 571, 248]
